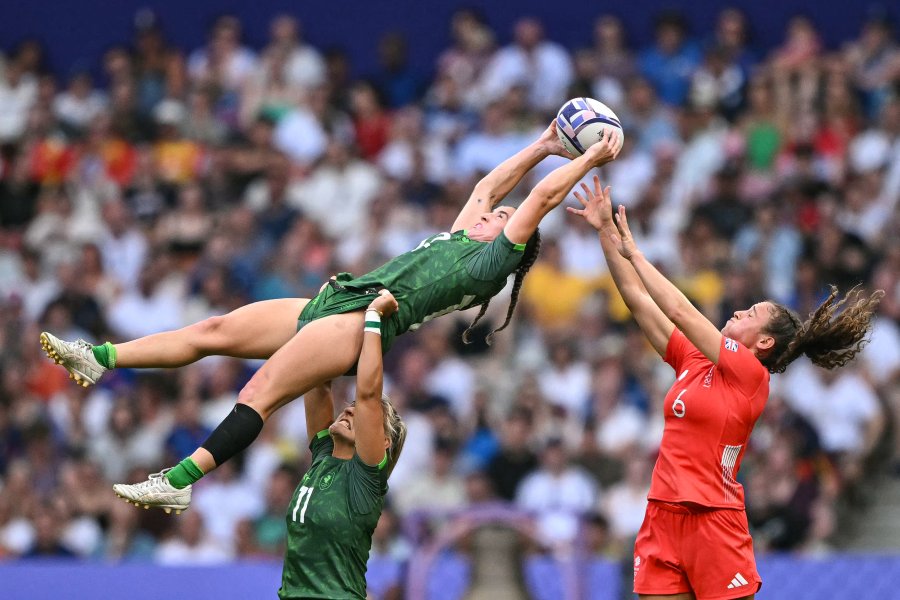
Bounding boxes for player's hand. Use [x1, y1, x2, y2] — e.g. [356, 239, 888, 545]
[368, 289, 399, 318]
[538, 121, 578, 160]
[567, 175, 614, 231]
[610, 204, 639, 260]
[584, 131, 621, 167]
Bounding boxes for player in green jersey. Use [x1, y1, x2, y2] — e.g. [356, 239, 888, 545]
[279, 288, 406, 600]
[41, 122, 621, 511]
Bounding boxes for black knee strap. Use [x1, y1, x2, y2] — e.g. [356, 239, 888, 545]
[201, 404, 265, 466]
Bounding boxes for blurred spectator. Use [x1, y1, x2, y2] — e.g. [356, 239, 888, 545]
[486, 408, 538, 502]
[771, 15, 822, 74]
[350, 81, 393, 160]
[264, 15, 326, 91]
[515, 437, 597, 548]
[187, 15, 257, 93]
[155, 511, 232, 565]
[374, 32, 423, 109]
[21, 501, 77, 558]
[0, 55, 38, 143]
[436, 8, 496, 108]
[477, 17, 573, 113]
[522, 239, 597, 331]
[639, 10, 702, 106]
[54, 71, 106, 134]
[393, 438, 466, 518]
[588, 15, 636, 108]
[290, 138, 382, 238]
[777, 360, 885, 466]
[193, 460, 265, 547]
[252, 464, 297, 555]
[601, 455, 651, 543]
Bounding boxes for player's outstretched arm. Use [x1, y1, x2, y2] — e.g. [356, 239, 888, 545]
[504, 132, 620, 245]
[568, 176, 674, 357]
[353, 290, 399, 466]
[305, 383, 336, 445]
[608, 204, 723, 363]
[451, 122, 576, 232]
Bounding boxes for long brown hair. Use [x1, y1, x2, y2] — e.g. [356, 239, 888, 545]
[463, 229, 542, 345]
[762, 286, 884, 374]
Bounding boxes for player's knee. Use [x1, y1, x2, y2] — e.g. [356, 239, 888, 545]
[193, 315, 227, 351]
[237, 378, 274, 417]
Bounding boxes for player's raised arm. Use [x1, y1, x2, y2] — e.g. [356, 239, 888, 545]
[567, 177, 675, 357]
[504, 132, 620, 245]
[304, 383, 336, 446]
[353, 290, 399, 467]
[608, 204, 723, 363]
[451, 122, 576, 232]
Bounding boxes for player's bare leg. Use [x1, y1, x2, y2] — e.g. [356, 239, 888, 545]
[189, 310, 366, 472]
[42, 298, 308, 386]
[115, 310, 366, 510]
[115, 298, 309, 365]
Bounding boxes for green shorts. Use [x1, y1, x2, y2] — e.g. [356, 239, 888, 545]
[297, 273, 397, 359]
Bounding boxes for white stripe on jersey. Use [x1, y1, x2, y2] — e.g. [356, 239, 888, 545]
[721, 445, 742, 502]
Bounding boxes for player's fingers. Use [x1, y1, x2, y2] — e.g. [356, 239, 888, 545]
[573, 191, 587, 207]
[616, 205, 632, 236]
[613, 210, 627, 237]
[566, 206, 584, 216]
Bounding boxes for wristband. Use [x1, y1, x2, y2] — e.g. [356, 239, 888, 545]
[364, 310, 382, 335]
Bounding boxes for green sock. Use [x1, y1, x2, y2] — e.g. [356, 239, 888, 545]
[165, 457, 205, 489]
[91, 342, 117, 369]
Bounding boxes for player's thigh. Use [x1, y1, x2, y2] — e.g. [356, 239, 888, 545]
[238, 311, 366, 419]
[639, 594, 696, 600]
[200, 298, 309, 359]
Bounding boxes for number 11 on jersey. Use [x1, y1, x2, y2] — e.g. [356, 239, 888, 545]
[292, 486, 314, 523]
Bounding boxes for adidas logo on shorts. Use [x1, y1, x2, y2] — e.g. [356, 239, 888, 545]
[727, 572, 749, 589]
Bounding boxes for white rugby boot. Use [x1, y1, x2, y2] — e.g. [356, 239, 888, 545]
[113, 469, 191, 515]
[39, 332, 107, 387]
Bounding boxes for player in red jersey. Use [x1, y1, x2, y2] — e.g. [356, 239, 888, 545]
[568, 177, 883, 600]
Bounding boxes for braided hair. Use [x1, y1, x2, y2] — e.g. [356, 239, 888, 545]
[761, 285, 884, 374]
[463, 229, 542, 345]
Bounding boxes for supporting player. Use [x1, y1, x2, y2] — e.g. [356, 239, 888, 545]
[279, 289, 406, 600]
[42, 124, 621, 512]
[568, 176, 882, 600]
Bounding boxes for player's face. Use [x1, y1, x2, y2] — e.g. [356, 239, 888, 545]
[328, 404, 390, 451]
[722, 301, 774, 352]
[467, 206, 515, 242]
[329, 405, 357, 445]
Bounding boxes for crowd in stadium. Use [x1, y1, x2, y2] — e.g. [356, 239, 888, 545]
[0, 5, 898, 574]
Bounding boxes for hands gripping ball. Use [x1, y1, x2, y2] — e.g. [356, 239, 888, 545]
[555, 97, 625, 157]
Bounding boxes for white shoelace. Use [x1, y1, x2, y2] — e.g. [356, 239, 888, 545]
[133, 471, 169, 490]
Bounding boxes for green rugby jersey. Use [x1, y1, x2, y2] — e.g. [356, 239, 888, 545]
[279, 431, 388, 600]
[343, 229, 525, 336]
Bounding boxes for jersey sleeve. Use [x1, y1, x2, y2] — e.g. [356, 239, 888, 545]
[347, 453, 389, 515]
[309, 430, 335, 464]
[664, 328, 694, 372]
[716, 336, 769, 396]
[465, 231, 525, 281]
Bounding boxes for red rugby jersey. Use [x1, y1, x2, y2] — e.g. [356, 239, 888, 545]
[648, 329, 770, 509]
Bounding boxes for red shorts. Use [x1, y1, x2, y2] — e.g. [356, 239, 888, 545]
[633, 501, 761, 599]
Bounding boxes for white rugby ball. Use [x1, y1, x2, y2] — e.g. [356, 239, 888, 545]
[555, 97, 624, 157]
